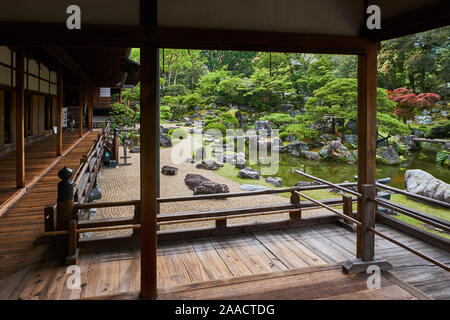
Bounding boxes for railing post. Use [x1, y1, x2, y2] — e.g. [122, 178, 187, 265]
[113, 127, 119, 162]
[55, 166, 75, 258]
[133, 200, 141, 236]
[289, 191, 301, 220]
[216, 219, 227, 228]
[336, 195, 356, 232]
[342, 183, 392, 273]
[66, 219, 79, 265]
[360, 184, 375, 261]
[44, 205, 55, 232]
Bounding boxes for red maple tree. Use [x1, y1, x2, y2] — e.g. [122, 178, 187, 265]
[387, 87, 440, 123]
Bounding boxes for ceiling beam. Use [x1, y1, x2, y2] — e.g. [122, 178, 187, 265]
[361, 1, 450, 42]
[43, 46, 92, 84]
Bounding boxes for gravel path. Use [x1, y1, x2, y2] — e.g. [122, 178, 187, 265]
[94, 125, 325, 235]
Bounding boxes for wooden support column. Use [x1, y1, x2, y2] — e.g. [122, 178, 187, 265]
[140, 46, 159, 299]
[79, 83, 83, 137]
[89, 87, 93, 131]
[15, 47, 25, 188]
[56, 61, 63, 156]
[356, 43, 378, 260]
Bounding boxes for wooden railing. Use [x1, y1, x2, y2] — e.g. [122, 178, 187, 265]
[72, 122, 110, 204]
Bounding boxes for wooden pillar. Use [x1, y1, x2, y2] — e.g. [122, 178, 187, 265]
[15, 47, 25, 188]
[356, 43, 378, 260]
[140, 46, 159, 299]
[89, 87, 93, 131]
[79, 84, 83, 137]
[56, 61, 63, 156]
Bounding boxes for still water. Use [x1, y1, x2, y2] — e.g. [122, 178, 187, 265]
[255, 151, 450, 190]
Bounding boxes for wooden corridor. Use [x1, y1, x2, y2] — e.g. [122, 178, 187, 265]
[0, 130, 99, 278]
[0, 130, 91, 209]
[1, 222, 448, 300]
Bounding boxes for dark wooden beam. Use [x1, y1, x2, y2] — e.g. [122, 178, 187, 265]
[140, 46, 159, 299]
[56, 61, 62, 156]
[356, 42, 378, 260]
[43, 47, 92, 84]
[79, 84, 83, 137]
[15, 47, 25, 188]
[362, 1, 450, 42]
[0, 21, 370, 54]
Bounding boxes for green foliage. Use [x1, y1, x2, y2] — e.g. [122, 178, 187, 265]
[376, 113, 411, 136]
[170, 128, 188, 140]
[203, 122, 227, 136]
[260, 113, 295, 128]
[285, 123, 318, 141]
[109, 102, 136, 128]
[305, 78, 396, 123]
[160, 105, 172, 120]
[219, 113, 239, 128]
[279, 132, 289, 141]
[436, 150, 449, 167]
[425, 121, 450, 139]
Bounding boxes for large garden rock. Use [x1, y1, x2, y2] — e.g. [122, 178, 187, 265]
[301, 151, 320, 161]
[265, 177, 282, 187]
[161, 165, 178, 176]
[282, 141, 309, 154]
[343, 134, 358, 146]
[160, 134, 172, 147]
[405, 169, 450, 203]
[344, 119, 358, 134]
[184, 174, 229, 195]
[411, 129, 425, 138]
[319, 134, 339, 143]
[233, 153, 247, 169]
[196, 160, 221, 170]
[376, 147, 400, 165]
[254, 120, 272, 136]
[237, 167, 260, 179]
[285, 134, 297, 142]
[400, 135, 418, 151]
[327, 141, 355, 164]
[415, 115, 434, 125]
[295, 181, 322, 187]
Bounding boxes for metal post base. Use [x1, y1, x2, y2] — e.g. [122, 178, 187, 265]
[342, 258, 393, 274]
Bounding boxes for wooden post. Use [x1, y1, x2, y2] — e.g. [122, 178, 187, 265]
[342, 42, 392, 274]
[289, 191, 301, 219]
[89, 87, 93, 132]
[140, 46, 159, 299]
[215, 219, 227, 228]
[44, 205, 55, 232]
[133, 200, 141, 236]
[356, 43, 378, 259]
[113, 127, 119, 162]
[56, 61, 63, 156]
[337, 195, 356, 232]
[361, 184, 375, 261]
[66, 219, 79, 265]
[79, 84, 83, 137]
[56, 166, 75, 255]
[15, 47, 25, 188]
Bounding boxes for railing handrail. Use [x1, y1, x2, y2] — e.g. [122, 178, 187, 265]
[376, 182, 450, 209]
[295, 170, 362, 198]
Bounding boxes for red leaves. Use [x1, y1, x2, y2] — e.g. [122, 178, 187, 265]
[387, 87, 440, 109]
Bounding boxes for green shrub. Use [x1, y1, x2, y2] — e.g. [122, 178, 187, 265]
[204, 123, 227, 135]
[436, 150, 449, 167]
[160, 105, 172, 120]
[219, 113, 239, 128]
[279, 132, 289, 141]
[171, 128, 188, 140]
[425, 121, 450, 139]
[167, 129, 175, 137]
[260, 113, 295, 128]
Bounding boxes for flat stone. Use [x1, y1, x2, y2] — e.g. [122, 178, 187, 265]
[240, 184, 270, 191]
[161, 165, 178, 175]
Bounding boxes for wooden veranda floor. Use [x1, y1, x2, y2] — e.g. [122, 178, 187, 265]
[0, 130, 90, 209]
[1, 223, 448, 300]
[0, 130, 99, 278]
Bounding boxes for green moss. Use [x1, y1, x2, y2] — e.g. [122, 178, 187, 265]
[390, 194, 450, 239]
